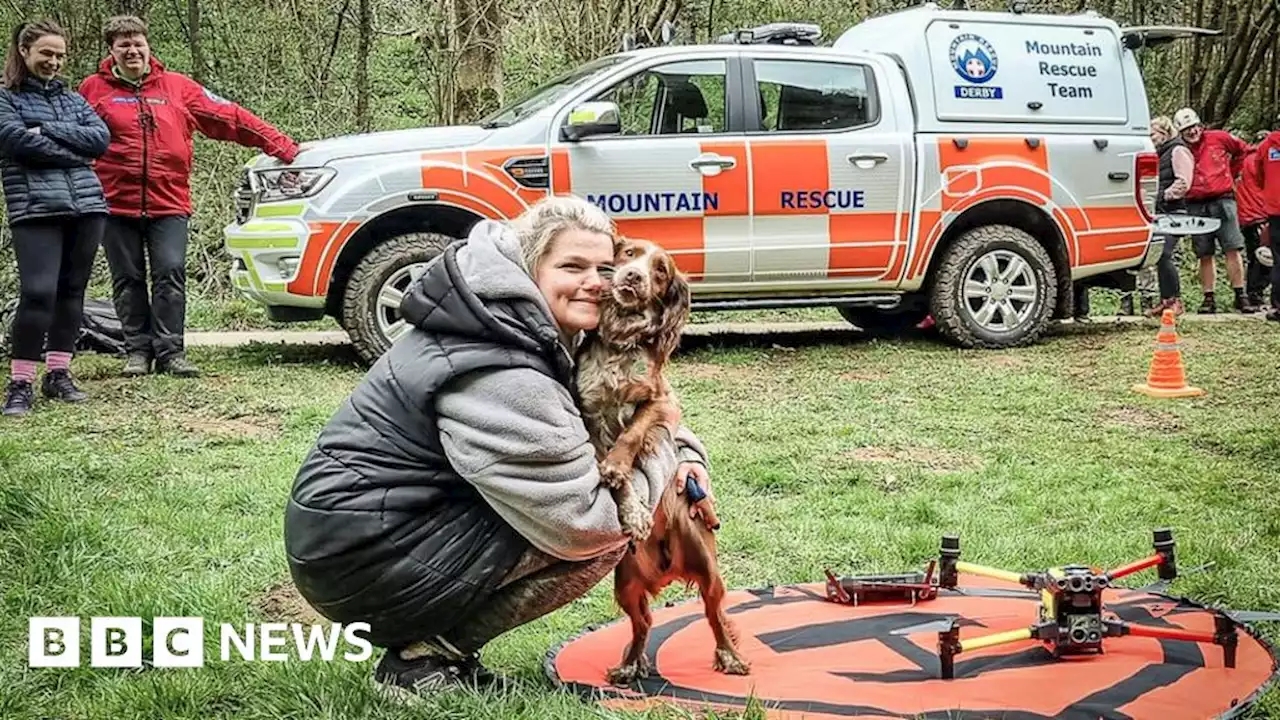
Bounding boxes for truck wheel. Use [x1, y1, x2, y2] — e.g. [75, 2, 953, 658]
[341, 232, 452, 364]
[929, 225, 1057, 349]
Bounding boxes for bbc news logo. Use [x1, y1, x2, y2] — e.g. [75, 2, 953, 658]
[29, 617, 373, 668]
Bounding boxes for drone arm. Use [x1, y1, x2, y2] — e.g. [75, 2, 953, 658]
[960, 626, 1035, 652]
[1116, 623, 1215, 643]
[955, 561, 1027, 587]
[1105, 554, 1165, 582]
[1104, 618, 1236, 668]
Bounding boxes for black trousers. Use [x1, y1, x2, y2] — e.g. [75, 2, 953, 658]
[102, 215, 189, 360]
[1242, 222, 1270, 299]
[10, 214, 105, 361]
[1271, 217, 1280, 309]
[1155, 234, 1183, 301]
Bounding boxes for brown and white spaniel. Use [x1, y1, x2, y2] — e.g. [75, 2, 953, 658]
[576, 236, 750, 685]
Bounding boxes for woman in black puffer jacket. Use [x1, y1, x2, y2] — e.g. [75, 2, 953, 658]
[0, 19, 109, 417]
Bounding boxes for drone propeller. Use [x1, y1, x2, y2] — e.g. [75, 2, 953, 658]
[950, 586, 1039, 600]
[891, 617, 960, 636]
[1219, 609, 1280, 624]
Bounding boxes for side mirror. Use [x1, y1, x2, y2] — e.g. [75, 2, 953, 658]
[561, 101, 621, 141]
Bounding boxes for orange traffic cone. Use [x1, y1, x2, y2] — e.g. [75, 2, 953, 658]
[1132, 309, 1205, 398]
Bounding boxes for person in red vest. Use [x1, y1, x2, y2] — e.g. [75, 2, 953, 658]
[1256, 123, 1280, 322]
[1173, 108, 1257, 314]
[79, 15, 299, 378]
[1236, 139, 1270, 309]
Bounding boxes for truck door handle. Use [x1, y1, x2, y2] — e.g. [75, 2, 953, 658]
[847, 152, 889, 169]
[689, 153, 736, 170]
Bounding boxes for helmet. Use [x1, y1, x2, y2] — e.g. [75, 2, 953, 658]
[1174, 108, 1202, 132]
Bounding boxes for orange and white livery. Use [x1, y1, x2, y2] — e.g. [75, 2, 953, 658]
[224, 5, 1212, 363]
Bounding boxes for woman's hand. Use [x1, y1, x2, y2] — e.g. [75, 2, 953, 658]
[675, 462, 714, 520]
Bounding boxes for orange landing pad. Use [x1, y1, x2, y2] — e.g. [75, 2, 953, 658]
[546, 574, 1277, 719]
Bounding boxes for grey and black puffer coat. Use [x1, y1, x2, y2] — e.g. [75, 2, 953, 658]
[0, 76, 109, 224]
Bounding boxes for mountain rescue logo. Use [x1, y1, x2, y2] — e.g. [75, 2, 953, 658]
[1269, 147, 1280, 161]
[950, 34, 1003, 100]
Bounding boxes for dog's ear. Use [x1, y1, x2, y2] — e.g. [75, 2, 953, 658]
[653, 256, 690, 361]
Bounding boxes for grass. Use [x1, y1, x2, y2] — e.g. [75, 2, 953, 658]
[2, 319, 1279, 719]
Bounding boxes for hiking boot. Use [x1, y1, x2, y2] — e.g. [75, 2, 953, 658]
[372, 650, 509, 701]
[1247, 293, 1264, 310]
[122, 353, 151, 377]
[1267, 308, 1280, 322]
[455, 653, 513, 690]
[157, 354, 200, 378]
[41, 370, 88, 403]
[1197, 295, 1217, 314]
[3, 380, 34, 417]
[1234, 294, 1260, 313]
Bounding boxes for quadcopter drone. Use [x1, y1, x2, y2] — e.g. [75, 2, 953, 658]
[903, 529, 1280, 679]
[824, 529, 1280, 680]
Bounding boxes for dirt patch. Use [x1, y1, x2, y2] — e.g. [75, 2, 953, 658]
[845, 445, 984, 474]
[987, 354, 1027, 370]
[839, 370, 890, 382]
[254, 582, 323, 624]
[1098, 406, 1183, 432]
[178, 412, 281, 440]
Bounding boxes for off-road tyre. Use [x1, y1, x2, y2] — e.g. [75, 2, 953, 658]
[929, 224, 1057, 349]
[341, 232, 453, 365]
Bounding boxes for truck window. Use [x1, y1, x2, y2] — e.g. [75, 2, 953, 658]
[591, 59, 728, 136]
[752, 60, 875, 132]
[480, 55, 626, 128]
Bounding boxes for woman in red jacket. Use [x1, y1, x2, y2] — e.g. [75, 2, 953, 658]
[79, 15, 299, 377]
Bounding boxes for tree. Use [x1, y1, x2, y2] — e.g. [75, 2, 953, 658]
[450, 0, 504, 123]
[355, 0, 371, 131]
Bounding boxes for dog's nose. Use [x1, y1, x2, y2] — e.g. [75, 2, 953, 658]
[617, 268, 643, 286]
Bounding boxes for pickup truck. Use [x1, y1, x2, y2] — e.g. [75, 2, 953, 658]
[224, 2, 1210, 364]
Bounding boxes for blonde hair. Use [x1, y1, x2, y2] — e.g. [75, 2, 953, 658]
[1150, 116, 1175, 141]
[511, 195, 615, 274]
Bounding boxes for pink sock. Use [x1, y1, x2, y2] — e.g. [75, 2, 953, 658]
[10, 359, 38, 384]
[46, 351, 72, 372]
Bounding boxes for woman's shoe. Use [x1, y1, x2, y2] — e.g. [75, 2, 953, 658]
[3, 380, 34, 417]
[41, 370, 88, 403]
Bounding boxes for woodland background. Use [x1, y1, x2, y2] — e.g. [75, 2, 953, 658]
[0, 0, 1277, 317]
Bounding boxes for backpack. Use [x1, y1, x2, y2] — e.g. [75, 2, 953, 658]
[0, 297, 127, 358]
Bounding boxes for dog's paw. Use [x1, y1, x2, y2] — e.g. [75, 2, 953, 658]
[606, 655, 651, 685]
[599, 458, 631, 489]
[619, 495, 653, 543]
[713, 647, 751, 675]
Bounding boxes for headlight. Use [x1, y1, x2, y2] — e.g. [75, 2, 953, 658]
[254, 167, 336, 203]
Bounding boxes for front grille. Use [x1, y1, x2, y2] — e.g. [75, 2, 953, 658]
[233, 170, 254, 224]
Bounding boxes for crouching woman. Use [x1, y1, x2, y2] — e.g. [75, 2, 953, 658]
[283, 195, 711, 698]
